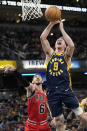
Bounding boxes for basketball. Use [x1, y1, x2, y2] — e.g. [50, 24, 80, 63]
[45, 6, 61, 22]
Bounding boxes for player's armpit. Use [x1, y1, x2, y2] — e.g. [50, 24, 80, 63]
[65, 46, 74, 57]
[64, 46, 74, 62]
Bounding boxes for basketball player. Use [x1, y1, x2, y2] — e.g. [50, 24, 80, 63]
[24, 75, 51, 131]
[3, 66, 51, 131]
[40, 20, 87, 131]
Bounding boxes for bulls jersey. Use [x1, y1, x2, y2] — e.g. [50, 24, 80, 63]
[27, 88, 48, 124]
[46, 52, 72, 90]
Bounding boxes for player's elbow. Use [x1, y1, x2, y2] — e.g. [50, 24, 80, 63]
[40, 34, 46, 41]
[71, 44, 75, 50]
[69, 41, 75, 50]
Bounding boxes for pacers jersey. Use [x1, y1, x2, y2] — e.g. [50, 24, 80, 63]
[46, 52, 71, 90]
[27, 88, 48, 123]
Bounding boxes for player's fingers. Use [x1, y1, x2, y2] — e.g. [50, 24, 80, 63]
[55, 20, 60, 24]
[50, 119, 56, 128]
[8, 66, 16, 71]
[4, 66, 16, 73]
[50, 20, 59, 25]
[4, 66, 10, 73]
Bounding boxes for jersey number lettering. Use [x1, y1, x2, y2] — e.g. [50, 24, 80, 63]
[39, 104, 45, 114]
[53, 62, 58, 71]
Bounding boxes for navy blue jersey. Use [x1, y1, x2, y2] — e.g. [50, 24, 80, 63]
[46, 52, 72, 90]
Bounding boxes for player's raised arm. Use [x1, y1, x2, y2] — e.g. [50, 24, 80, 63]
[40, 22, 57, 57]
[25, 83, 35, 98]
[59, 20, 75, 62]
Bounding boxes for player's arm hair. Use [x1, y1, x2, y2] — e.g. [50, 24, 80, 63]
[40, 22, 54, 56]
[60, 22, 74, 61]
[25, 83, 35, 98]
[46, 101, 52, 120]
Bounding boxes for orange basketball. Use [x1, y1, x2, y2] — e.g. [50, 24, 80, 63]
[45, 6, 61, 22]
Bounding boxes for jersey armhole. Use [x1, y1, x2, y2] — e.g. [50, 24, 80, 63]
[27, 90, 35, 98]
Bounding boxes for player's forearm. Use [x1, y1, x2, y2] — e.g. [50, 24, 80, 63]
[40, 22, 54, 40]
[61, 28, 74, 48]
[26, 84, 35, 98]
[27, 90, 35, 98]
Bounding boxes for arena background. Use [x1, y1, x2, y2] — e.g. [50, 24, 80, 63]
[0, 0, 87, 130]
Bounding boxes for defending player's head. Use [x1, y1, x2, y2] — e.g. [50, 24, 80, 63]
[55, 37, 66, 52]
[32, 74, 43, 85]
[25, 75, 43, 92]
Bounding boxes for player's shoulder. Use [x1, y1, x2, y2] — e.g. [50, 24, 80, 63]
[45, 51, 55, 64]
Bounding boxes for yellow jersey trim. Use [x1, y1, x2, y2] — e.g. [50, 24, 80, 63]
[46, 52, 64, 70]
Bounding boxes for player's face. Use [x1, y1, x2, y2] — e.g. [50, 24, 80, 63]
[32, 75, 43, 84]
[55, 38, 66, 51]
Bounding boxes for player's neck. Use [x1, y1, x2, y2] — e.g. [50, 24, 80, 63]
[55, 49, 64, 54]
[36, 85, 43, 92]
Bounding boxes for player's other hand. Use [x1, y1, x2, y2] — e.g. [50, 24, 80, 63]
[4, 66, 16, 73]
[25, 83, 35, 91]
[50, 20, 60, 25]
[50, 118, 56, 128]
[50, 19, 64, 30]
[59, 20, 64, 31]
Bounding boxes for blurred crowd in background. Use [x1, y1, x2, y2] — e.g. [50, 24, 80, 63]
[41, 0, 87, 8]
[0, 92, 27, 131]
[0, 88, 87, 131]
[0, 0, 87, 131]
[0, 24, 87, 60]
